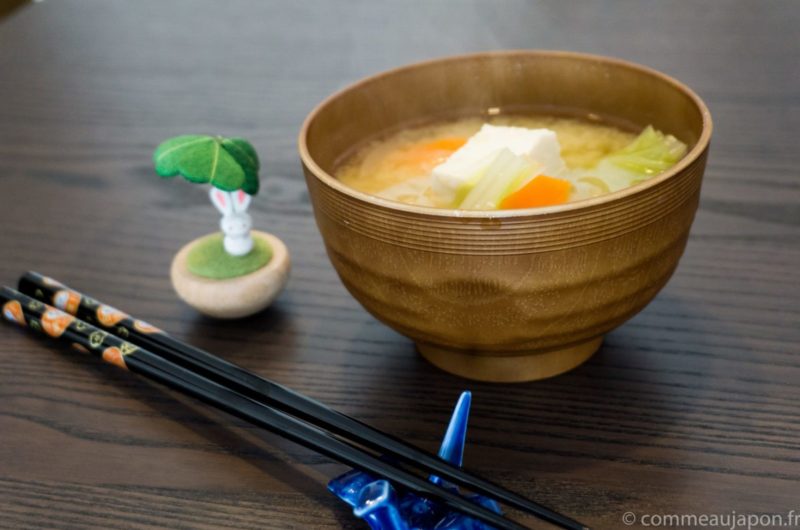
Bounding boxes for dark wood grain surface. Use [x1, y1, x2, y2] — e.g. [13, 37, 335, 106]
[1, 1, 798, 529]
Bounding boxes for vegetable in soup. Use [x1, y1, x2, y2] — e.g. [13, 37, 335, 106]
[335, 114, 687, 209]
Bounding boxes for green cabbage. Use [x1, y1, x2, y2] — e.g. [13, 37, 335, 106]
[607, 125, 687, 174]
[577, 126, 688, 192]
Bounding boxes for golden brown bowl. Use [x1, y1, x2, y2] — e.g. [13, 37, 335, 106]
[298, 51, 712, 383]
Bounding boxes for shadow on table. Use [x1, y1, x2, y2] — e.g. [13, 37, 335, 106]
[180, 299, 298, 359]
[304, 292, 744, 521]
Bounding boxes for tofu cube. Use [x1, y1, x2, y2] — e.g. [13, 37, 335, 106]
[431, 124, 566, 203]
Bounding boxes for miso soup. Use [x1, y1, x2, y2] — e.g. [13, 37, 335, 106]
[335, 113, 686, 210]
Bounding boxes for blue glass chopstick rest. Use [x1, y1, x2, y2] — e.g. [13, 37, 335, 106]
[328, 391, 502, 529]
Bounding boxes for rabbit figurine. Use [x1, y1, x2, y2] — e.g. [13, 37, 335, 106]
[157, 134, 291, 318]
[209, 188, 254, 256]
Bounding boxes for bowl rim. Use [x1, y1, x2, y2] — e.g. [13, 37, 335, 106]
[298, 50, 713, 218]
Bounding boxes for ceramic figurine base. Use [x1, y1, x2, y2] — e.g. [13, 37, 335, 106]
[416, 336, 602, 383]
[171, 231, 289, 319]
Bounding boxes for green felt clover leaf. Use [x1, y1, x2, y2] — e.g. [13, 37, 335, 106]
[153, 135, 260, 195]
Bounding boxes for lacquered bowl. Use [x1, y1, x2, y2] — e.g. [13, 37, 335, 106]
[298, 51, 712, 382]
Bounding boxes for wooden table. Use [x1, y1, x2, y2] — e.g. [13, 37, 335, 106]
[1, 1, 798, 529]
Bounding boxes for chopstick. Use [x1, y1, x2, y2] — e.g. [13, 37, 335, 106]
[0, 286, 529, 530]
[17, 272, 589, 530]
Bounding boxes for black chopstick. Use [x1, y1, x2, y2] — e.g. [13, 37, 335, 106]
[1, 286, 531, 530]
[18, 272, 588, 530]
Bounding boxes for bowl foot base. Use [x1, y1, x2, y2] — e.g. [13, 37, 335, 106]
[416, 336, 602, 383]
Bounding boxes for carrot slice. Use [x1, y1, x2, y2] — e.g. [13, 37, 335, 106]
[421, 137, 468, 151]
[499, 175, 572, 209]
[399, 137, 468, 171]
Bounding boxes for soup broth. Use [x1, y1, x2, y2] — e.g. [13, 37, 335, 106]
[335, 113, 683, 210]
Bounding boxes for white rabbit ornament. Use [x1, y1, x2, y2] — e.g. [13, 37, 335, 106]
[209, 188, 254, 256]
[156, 134, 290, 318]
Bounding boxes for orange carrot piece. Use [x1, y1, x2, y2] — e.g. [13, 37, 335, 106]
[421, 137, 468, 151]
[400, 137, 469, 170]
[499, 175, 572, 209]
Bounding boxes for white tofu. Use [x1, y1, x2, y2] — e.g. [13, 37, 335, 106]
[431, 124, 566, 203]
